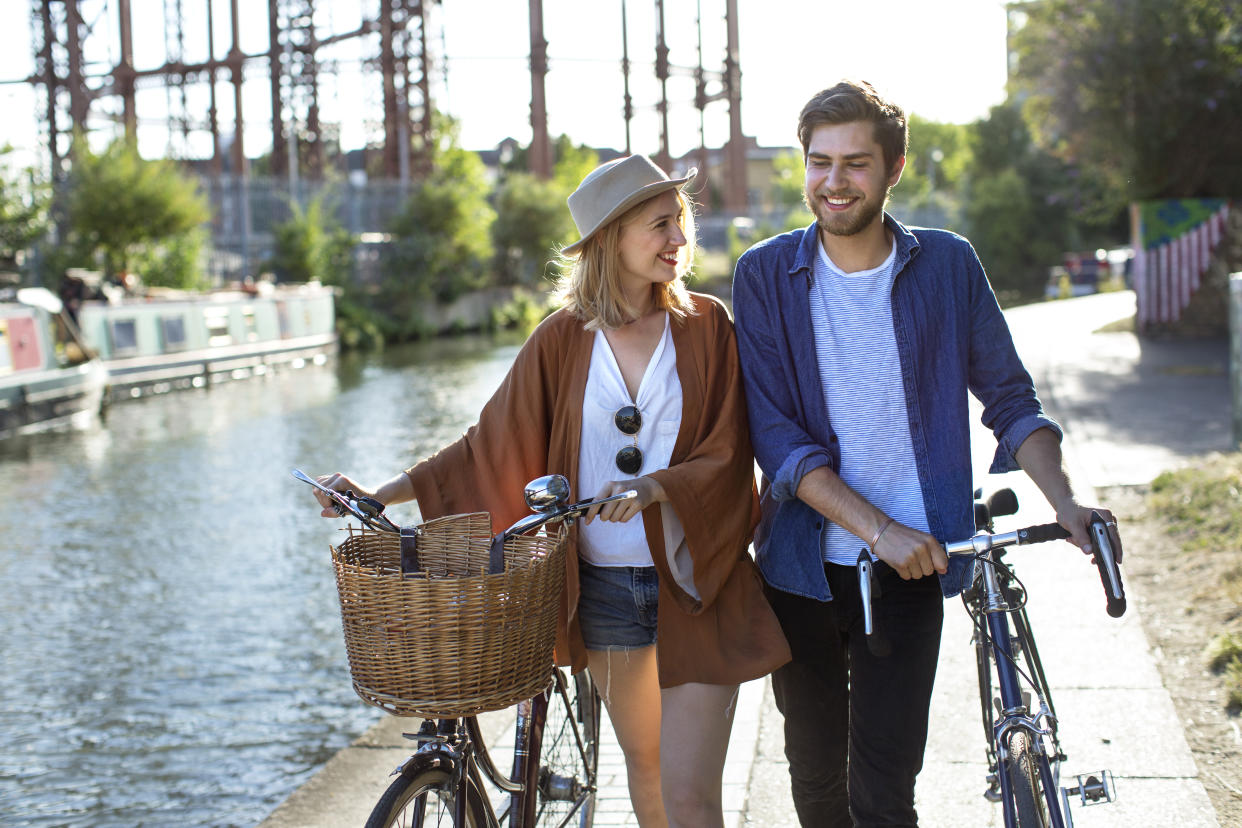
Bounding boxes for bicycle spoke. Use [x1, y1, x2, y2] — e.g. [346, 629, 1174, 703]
[533, 670, 599, 827]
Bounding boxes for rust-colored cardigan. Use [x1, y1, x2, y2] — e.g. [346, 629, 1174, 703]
[405, 293, 790, 687]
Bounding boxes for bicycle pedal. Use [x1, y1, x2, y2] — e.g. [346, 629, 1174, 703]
[1061, 770, 1115, 806]
[983, 773, 1003, 803]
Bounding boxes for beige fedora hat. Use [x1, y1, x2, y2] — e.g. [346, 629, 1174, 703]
[563, 155, 697, 255]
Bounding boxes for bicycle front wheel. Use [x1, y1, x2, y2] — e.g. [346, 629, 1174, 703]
[533, 668, 600, 827]
[366, 755, 491, 828]
[1005, 729, 1051, 828]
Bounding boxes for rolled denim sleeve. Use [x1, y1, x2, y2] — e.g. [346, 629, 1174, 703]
[732, 249, 834, 502]
[772, 444, 834, 501]
[989, 412, 1063, 473]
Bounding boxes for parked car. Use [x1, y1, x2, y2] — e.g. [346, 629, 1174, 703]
[1044, 250, 1112, 299]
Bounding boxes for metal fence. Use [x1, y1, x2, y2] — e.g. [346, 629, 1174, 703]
[201, 175, 412, 283]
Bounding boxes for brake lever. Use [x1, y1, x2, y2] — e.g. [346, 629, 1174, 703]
[290, 468, 400, 533]
[1089, 511, 1126, 618]
[856, 549, 891, 657]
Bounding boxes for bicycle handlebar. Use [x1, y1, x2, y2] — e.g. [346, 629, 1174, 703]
[292, 468, 637, 539]
[857, 509, 1126, 653]
[497, 490, 638, 542]
[291, 468, 401, 533]
[940, 513, 1125, 618]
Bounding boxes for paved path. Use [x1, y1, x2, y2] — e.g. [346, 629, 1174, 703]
[263, 291, 1229, 827]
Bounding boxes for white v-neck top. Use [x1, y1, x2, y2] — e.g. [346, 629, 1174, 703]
[577, 313, 685, 567]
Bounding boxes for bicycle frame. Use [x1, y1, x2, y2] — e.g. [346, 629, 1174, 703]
[968, 549, 1069, 828]
[945, 494, 1119, 828]
[388, 668, 595, 828]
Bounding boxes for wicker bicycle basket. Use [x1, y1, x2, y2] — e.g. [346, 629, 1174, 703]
[329, 512, 566, 718]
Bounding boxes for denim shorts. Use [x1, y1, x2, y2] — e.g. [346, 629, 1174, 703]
[576, 560, 659, 650]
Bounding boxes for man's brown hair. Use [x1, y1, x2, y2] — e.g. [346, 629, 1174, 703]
[797, 80, 908, 174]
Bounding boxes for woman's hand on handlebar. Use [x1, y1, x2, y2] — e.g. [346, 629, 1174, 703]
[312, 473, 377, 517]
[584, 477, 667, 524]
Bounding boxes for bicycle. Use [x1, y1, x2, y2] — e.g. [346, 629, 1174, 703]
[857, 489, 1126, 828]
[294, 469, 637, 828]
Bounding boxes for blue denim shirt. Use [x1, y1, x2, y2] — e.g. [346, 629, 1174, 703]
[732, 216, 1061, 600]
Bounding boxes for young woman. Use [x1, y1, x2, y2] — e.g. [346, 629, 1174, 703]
[312, 155, 789, 827]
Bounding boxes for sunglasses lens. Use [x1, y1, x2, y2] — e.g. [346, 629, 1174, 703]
[614, 405, 642, 436]
[615, 445, 643, 475]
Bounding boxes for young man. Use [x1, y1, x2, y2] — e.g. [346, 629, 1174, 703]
[731, 80, 1118, 827]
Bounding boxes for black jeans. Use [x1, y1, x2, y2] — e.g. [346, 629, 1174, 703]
[767, 562, 944, 828]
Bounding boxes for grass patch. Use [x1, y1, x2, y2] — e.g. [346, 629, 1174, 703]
[1206, 633, 1242, 672]
[1094, 314, 1135, 334]
[1148, 453, 1242, 557]
[1149, 452, 1242, 710]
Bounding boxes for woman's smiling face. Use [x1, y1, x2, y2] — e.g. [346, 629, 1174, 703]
[616, 189, 687, 297]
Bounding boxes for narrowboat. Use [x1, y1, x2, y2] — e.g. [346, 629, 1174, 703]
[0, 286, 109, 438]
[76, 281, 337, 402]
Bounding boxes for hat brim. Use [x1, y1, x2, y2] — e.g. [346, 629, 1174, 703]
[562, 168, 697, 256]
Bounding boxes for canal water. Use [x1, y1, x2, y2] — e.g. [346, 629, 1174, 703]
[0, 333, 525, 827]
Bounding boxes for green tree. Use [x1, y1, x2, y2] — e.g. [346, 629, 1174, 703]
[129, 228, 209, 291]
[265, 194, 355, 285]
[550, 137, 599, 194]
[492, 142, 597, 286]
[1011, 0, 1242, 212]
[381, 126, 496, 334]
[899, 115, 971, 200]
[492, 172, 575, 285]
[0, 148, 49, 272]
[65, 139, 209, 284]
[770, 149, 807, 213]
[962, 102, 1097, 301]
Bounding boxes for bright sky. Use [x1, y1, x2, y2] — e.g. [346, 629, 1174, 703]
[0, 0, 1011, 171]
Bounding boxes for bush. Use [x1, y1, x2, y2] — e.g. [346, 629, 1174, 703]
[130, 227, 209, 290]
[65, 138, 209, 279]
[381, 144, 496, 336]
[266, 194, 355, 285]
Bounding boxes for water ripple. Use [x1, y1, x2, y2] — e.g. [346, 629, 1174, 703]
[0, 336, 516, 826]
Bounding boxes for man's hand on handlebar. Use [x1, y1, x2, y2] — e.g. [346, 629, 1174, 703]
[584, 477, 667, 524]
[873, 521, 948, 580]
[1055, 501, 1123, 563]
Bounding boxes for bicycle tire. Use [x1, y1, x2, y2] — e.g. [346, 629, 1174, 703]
[533, 668, 600, 827]
[1005, 729, 1051, 828]
[366, 755, 491, 828]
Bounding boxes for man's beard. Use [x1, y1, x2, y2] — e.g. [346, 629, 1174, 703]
[806, 188, 887, 237]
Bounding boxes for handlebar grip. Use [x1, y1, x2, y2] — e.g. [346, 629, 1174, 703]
[1018, 522, 1072, 544]
[1089, 513, 1127, 618]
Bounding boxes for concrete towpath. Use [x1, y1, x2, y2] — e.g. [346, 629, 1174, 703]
[262, 290, 1229, 827]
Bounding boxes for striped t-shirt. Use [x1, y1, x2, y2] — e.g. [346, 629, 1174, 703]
[809, 236, 930, 565]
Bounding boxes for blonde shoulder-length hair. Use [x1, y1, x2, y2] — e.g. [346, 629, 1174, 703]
[553, 189, 698, 331]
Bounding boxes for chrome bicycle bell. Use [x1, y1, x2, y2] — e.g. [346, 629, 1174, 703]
[524, 474, 571, 513]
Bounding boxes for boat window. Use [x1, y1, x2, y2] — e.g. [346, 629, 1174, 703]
[242, 306, 258, 342]
[0, 321, 11, 375]
[161, 315, 187, 351]
[205, 307, 231, 346]
[110, 319, 139, 357]
[6, 315, 43, 371]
